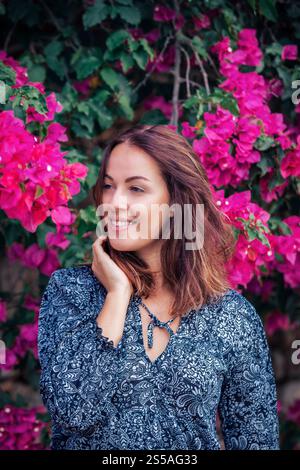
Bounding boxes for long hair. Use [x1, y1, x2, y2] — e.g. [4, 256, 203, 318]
[89, 124, 236, 318]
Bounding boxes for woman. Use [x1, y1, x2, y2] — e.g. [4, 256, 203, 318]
[38, 124, 280, 450]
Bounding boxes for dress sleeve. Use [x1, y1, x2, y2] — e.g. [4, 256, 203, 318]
[38, 269, 123, 435]
[217, 294, 280, 450]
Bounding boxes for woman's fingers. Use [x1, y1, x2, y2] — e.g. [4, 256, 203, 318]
[92, 235, 107, 257]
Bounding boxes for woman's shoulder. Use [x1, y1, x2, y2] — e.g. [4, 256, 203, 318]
[50, 264, 97, 284]
[49, 264, 107, 296]
[40, 264, 107, 318]
[38, 265, 107, 340]
[204, 288, 267, 353]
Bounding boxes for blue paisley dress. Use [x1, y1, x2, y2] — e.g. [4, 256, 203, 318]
[38, 265, 280, 450]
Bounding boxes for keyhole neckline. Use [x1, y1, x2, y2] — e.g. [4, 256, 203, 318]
[131, 292, 195, 367]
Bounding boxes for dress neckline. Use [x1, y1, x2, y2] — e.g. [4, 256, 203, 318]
[131, 293, 195, 367]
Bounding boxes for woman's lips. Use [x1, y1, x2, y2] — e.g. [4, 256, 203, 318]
[108, 218, 139, 232]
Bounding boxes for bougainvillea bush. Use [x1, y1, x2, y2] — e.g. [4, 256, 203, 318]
[0, 0, 300, 450]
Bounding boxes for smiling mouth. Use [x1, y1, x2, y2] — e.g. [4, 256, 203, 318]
[108, 218, 140, 229]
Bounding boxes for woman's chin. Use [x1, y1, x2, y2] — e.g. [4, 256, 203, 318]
[108, 235, 140, 251]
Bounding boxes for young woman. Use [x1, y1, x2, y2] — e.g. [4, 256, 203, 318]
[38, 124, 280, 450]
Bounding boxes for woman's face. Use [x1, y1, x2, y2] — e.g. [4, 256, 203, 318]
[100, 142, 173, 252]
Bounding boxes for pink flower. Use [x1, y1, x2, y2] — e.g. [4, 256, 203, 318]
[146, 45, 175, 72]
[0, 300, 7, 322]
[259, 168, 289, 203]
[0, 106, 87, 233]
[38, 248, 60, 277]
[0, 405, 48, 450]
[128, 27, 160, 44]
[280, 146, 300, 178]
[73, 78, 91, 96]
[153, 5, 176, 22]
[143, 95, 183, 119]
[26, 92, 63, 124]
[23, 244, 45, 268]
[236, 29, 263, 67]
[286, 400, 300, 426]
[51, 206, 74, 226]
[277, 400, 282, 414]
[265, 311, 298, 336]
[0, 50, 28, 86]
[192, 14, 211, 30]
[45, 231, 70, 250]
[7, 242, 25, 261]
[181, 121, 197, 139]
[6, 242, 61, 277]
[44, 122, 68, 144]
[281, 45, 298, 61]
[266, 78, 284, 99]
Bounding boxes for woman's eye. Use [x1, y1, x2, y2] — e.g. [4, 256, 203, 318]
[102, 184, 144, 193]
[130, 186, 144, 193]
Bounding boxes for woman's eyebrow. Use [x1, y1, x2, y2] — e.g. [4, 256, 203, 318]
[104, 174, 151, 182]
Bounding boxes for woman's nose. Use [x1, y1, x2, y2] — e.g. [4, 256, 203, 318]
[110, 190, 129, 213]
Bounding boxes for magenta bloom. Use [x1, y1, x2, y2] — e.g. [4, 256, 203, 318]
[0, 108, 88, 232]
[0, 405, 48, 450]
[51, 206, 74, 226]
[153, 5, 176, 22]
[286, 399, 300, 426]
[192, 14, 211, 30]
[281, 45, 298, 61]
[143, 95, 183, 120]
[181, 121, 197, 139]
[265, 311, 298, 336]
[280, 142, 300, 178]
[0, 300, 7, 322]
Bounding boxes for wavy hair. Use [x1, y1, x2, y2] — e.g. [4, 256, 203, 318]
[89, 124, 236, 318]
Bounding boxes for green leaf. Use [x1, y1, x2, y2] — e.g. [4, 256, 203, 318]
[44, 40, 65, 80]
[132, 49, 148, 70]
[265, 42, 282, 56]
[100, 67, 121, 90]
[0, 61, 16, 86]
[116, 0, 133, 4]
[254, 135, 275, 151]
[28, 64, 46, 83]
[246, 0, 257, 10]
[118, 93, 134, 120]
[259, 0, 278, 22]
[257, 154, 274, 176]
[2, 327, 19, 348]
[83, 0, 110, 29]
[183, 96, 199, 110]
[73, 113, 95, 136]
[44, 40, 63, 58]
[277, 66, 291, 88]
[139, 38, 155, 60]
[74, 55, 102, 80]
[94, 105, 114, 129]
[120, 52, 134, 72]
[6, 0, 29, 22]
[106, 30, 130, 51]
[117, 5, 141, 25]
[192, 36, 208, 59]
[268, 171, 286, 190]
[268, 217, 293, 235]
[79, 206, 98, 225]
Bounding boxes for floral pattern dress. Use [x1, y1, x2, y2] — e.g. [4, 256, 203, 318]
[37, 265, 280, 450]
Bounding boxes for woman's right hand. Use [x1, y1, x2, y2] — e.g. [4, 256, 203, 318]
[92, 235, 133, 295]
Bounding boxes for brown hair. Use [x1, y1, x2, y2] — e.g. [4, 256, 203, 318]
[90, 124, 236, 318]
